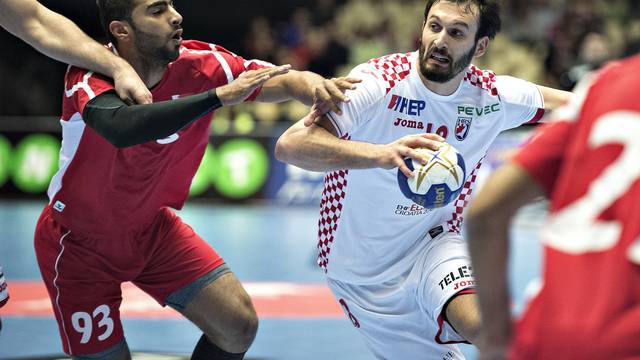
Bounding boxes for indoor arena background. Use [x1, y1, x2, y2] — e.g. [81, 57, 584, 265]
[1, 0, 639, 358]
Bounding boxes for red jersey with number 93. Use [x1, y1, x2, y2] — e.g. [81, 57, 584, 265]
[48, 40, 271, 238]
[512, 55, 640, 359]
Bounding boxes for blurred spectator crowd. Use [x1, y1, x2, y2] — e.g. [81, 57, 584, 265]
[2, 0, 640, 124]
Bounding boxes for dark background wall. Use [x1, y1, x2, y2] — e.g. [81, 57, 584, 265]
[0, 0, 314, 115]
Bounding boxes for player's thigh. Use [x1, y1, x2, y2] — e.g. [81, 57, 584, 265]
[327, 278, 464, 360]
[34, 207, 127, 356]
[133, 209, 255, 336]
[417, 232, 479, 344]
[133, 208, 225, 305]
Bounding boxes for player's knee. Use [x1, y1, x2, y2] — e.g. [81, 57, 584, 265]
[206, 297, 258, 350]
[235, 306, 259, 348]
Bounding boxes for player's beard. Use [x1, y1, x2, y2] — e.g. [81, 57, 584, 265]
[418, 40, 476, 83]
[131, 26, 181, 68]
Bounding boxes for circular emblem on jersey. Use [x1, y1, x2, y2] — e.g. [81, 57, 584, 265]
[397, 143, 466, 209]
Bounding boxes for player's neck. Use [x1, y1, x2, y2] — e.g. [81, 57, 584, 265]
[419, 71, 466, 96]
[120, 48, 166, 88]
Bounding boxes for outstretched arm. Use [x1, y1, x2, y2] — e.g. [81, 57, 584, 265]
[466, 162, 544, 360]
[275, 116, 443, 176]
[257, 71, 361, 118]
[84, 66, 288, 148]
[0, 0, 151, 104]
[537, 85, 571, 111]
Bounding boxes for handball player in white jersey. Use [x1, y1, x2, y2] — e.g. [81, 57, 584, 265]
[276, 1, 571, 359]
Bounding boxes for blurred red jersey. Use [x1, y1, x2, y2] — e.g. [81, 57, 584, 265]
[512, 55, 640, 359]
[48, 40, 270, 238]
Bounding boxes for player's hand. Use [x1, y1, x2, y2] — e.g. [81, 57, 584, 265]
[378, 133, 445, 178]
[113, 64, 152, 105]
[304, 77, 362, 126]
[217, 65, 291, 106]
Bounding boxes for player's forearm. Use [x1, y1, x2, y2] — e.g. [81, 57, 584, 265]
[1, 0, 125, 79]
[466, 209, 512, 344]
[83, 90, 222, 148]
[259, 70, 324, 105]
[467, 162, 545, 343]
[538, 85, 572, 111]
[275, 120, 382, 172]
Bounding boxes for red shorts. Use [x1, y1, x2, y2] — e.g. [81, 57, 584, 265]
[34, 205, 224, 356]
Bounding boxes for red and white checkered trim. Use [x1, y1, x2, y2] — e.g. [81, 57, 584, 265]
[367, 52, 413, 94]
[464, 65, 499, 97]
[317, 169, 349, 272]
[0, 266, 8, 308]
[446, 158, 484, 233]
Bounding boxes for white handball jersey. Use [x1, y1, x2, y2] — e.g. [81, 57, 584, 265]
[318, 51, 544, 285]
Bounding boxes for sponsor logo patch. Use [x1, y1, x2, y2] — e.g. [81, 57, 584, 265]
[53, 200, 66, 212]
[388, 95, 426, 116]
[439, 265, 474, 290]
[455, 116, 472, 141]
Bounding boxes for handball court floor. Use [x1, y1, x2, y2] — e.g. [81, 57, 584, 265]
[0, 200, 546, 360]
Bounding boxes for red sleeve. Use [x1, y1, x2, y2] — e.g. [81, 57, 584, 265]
[512, 120, 575, 196]
[63, 66, 115, 118]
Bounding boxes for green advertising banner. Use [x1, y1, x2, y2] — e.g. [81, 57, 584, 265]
[11, 134, 60, 193]
[0, 135, 11, 188]
[189, 144, 218, 197]
[214, 138, 269, 199]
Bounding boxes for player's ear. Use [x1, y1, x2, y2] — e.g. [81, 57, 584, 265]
[109, 20, 131, 43]
[473, 36, 489, 58]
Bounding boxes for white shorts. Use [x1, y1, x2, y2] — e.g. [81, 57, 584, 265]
[327, 231, 475, 360]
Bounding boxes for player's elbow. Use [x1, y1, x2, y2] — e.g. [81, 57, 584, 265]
[274, 133, 295, 163]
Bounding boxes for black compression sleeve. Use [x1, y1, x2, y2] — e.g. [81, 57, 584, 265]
[83, 89, 222, 148]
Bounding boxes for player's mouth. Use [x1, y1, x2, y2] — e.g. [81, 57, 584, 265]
[427, 51, 450, 66]
[171, 29, 183, 43]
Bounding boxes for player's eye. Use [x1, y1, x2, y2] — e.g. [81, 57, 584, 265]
[429, 23, 441, 32]
[450, 29, 464, 38]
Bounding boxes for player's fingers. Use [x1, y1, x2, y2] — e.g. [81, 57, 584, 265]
[343, 77, 363, 84]
[303, 104, 320, 127]
[404, 148, 430, 165]
[249, 73, 277, 87]
[241, 65, 289, 80]
[396, 159, 414, 178]
[263, 65, 292, 78]
[325, 79, 351, 102]
[119, 92, 134, 106]
[419, 133, 445, 142]
[335, 77, 361, 90]
[405, 136, 442, 151]
[302, 111, 317, 127]
[131, 88, 152, 105]
[316, 86, 342, 115]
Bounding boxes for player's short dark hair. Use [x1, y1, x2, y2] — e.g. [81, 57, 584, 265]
[423, 0, 501, 41]
[96, 0, 136, 45]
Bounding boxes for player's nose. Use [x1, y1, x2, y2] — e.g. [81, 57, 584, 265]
[432, 33, 448, 49]
[169, 7, 183, 26]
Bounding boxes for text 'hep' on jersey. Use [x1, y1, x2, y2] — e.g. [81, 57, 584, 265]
[48, 40, 272, 238]
[318, 51, 544, 285]
[511, 55, 640, 359]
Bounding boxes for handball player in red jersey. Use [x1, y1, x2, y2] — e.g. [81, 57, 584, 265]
[468, 54, 640, 360]
[34, 0, 357, 358]
[0, 0, 154, 328]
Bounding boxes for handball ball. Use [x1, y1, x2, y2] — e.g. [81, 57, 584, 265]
[397, 143, 466, 209]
